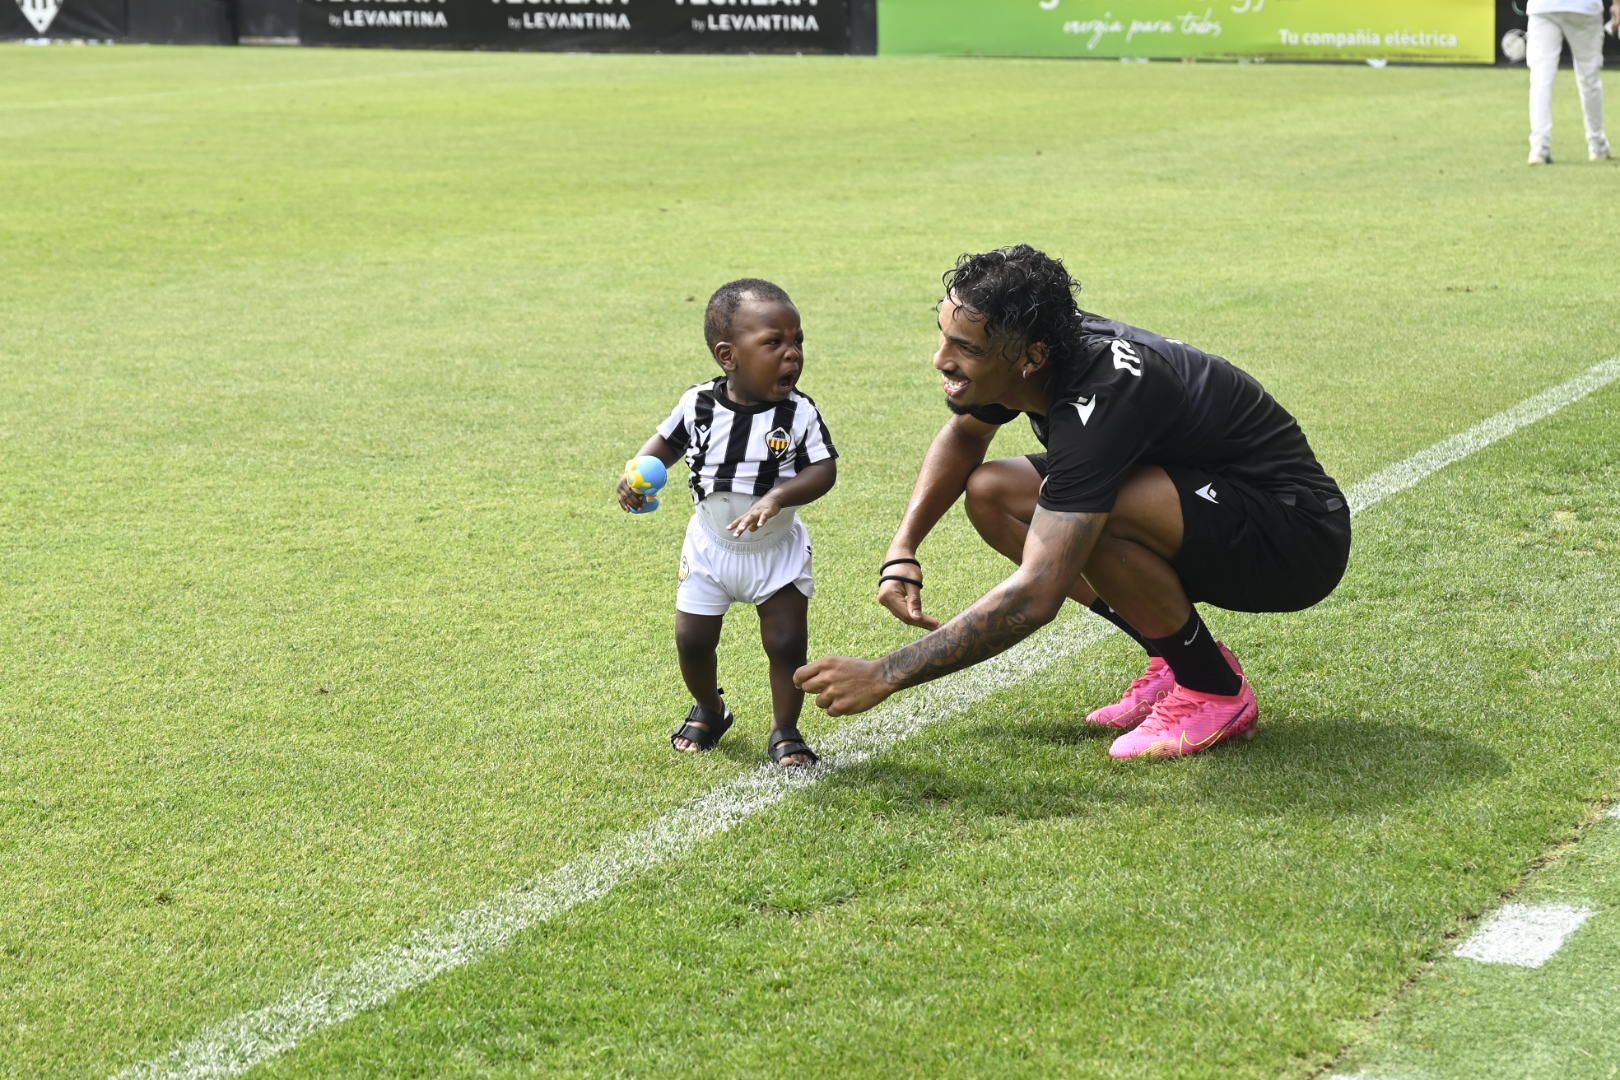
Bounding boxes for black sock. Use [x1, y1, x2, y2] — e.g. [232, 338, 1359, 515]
[1146, 609, 1240, 695]
[1087, 599, 1159, 657]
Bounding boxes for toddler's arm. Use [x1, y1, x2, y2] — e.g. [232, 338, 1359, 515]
[616, 435, 680, 513]
[726, 459, 837, 535]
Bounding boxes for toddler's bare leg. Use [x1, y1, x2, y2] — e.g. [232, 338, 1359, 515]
[673, 612, 725, 752]
[757, 586, 812, 765]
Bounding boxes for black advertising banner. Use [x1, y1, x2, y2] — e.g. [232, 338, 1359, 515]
[1, 0, 126, 37]
[299, 0, 851, 52]
[1496, 0, 1620, 64]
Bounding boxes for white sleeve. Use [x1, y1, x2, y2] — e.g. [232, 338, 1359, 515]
[793, 402, 837, 469]
[655, 393, 691, 450]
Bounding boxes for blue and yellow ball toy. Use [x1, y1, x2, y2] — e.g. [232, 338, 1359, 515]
[624, 455, 667, 514]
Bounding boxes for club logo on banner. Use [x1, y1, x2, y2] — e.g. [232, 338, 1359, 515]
[14, 0, 63, 33]
[1, 0, 137, 38]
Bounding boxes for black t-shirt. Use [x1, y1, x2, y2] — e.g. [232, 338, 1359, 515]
[961, 314, 1345, 515]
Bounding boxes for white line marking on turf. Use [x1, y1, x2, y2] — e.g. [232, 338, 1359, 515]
[1608, 804, 1620, 819]
[118, 357, 1620, 1079]
[116, 620, 1112, 1080]
[1344, 358, 1620, 513]
[1454, 902, 1594, 968]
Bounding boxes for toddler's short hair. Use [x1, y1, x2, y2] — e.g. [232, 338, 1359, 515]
[704, 279, 794, 353]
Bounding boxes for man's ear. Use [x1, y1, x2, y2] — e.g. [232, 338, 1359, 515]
[713, 342, 736, 372]
[1021, 341, 1050, 377]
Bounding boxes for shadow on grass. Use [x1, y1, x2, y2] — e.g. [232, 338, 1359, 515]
[824, 709, 1508, 820]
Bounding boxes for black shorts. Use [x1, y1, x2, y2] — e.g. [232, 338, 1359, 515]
[1025, 456, 1351, 614]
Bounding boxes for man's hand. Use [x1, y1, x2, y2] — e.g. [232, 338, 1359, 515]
[728, 492, 783, 535]
[877, 558, 941, 630]
[794, 657, 896, 716]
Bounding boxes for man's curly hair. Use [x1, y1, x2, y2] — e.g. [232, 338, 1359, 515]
[942, 246, 1086, 370]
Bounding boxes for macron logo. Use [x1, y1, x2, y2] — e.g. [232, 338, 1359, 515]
[1195, 483, 1219, 504]
[1073, 396, 1097, 425]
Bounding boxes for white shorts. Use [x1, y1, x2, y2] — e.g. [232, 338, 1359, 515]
[677, 511, 814, 616]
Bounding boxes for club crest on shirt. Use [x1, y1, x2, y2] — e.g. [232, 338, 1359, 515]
[764, 425, 794, 459]
[678, 555, 690, 583]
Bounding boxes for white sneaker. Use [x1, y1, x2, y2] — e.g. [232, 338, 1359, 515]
[1529, 149, 1553, 165]
[1592, 143, 1613, 162]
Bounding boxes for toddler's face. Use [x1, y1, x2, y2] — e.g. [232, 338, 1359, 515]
[719, 299, 804, 404]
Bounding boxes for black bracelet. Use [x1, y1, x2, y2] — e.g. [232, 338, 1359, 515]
[879, 575, 924, 588]
[880, 557, 921, 572]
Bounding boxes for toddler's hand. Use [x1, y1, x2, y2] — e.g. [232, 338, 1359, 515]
[617, 475, 649, 513]
[728, 494, 781, 535]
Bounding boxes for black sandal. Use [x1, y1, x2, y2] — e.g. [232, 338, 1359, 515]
[671, 691, 733, 752]
[769, 732, 819, 768]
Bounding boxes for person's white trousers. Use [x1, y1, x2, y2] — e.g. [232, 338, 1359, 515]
[1528, 12, 1610, 158]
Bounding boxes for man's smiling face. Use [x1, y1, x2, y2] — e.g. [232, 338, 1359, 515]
[934, 292, 1018, 410]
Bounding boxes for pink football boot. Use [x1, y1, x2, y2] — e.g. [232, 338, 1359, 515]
[1085, 657, 1175, 730]
[1108, 675, 1258, 760]
[1086, 644, 1244, 732]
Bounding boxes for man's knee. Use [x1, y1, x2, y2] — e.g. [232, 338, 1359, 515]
[964, 459, 1034, 523]
[963, 462, 998, 514]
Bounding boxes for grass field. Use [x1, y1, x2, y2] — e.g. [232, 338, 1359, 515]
[3, 45, 1619, 1079]
[1337, 809, 1620, 1079]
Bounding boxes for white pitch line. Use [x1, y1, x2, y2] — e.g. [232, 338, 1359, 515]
[1454, 902, 1595, 968]
[1344, 357, 1620, 513]
[117, 618, 1113, 1080]
[118, 357, 1620, 1080]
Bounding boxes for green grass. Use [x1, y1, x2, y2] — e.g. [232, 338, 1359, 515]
[2, 46, 1618, 1078]
[1336, 809, 1620, 1080]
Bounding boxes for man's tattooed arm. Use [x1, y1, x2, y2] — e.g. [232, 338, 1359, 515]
[879, 508, 1105, 691]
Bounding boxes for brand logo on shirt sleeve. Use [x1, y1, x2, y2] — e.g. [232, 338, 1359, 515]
[1073, 396, 1097, 425]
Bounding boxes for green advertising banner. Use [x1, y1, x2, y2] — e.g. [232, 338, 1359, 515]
[879, 0, 1495, 64]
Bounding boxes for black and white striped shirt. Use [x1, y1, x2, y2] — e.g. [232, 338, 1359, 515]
[657, 378, 837, 503]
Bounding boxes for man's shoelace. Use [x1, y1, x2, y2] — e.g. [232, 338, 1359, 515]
[1125, 661, 1171, 697]
[1137, 688, 1199, 734]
